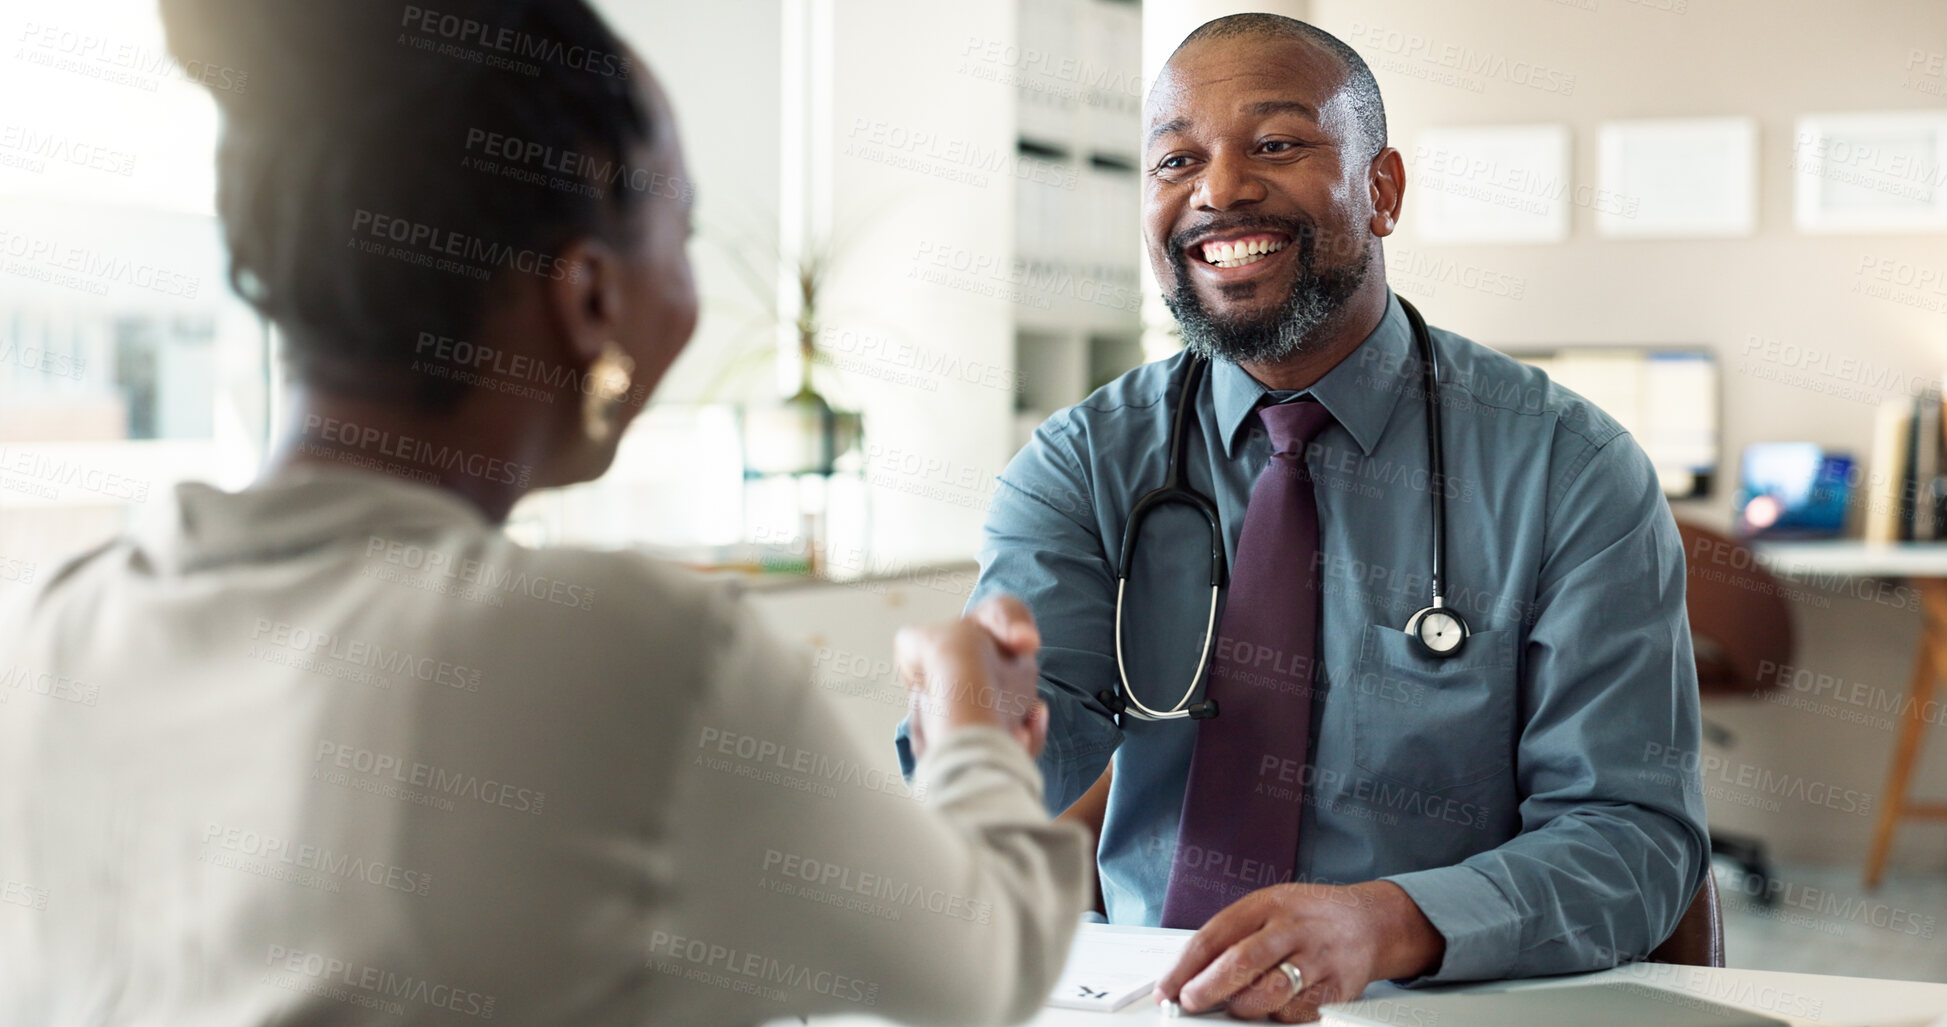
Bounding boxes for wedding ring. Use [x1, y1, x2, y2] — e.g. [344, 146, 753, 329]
[1277, 960, 1304, 997]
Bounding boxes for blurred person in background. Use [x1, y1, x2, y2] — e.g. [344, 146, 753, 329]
[0, 1, 1087, 1023]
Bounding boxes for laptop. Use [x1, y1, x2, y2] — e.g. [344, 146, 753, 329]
[1321, 980, 1792, 1026]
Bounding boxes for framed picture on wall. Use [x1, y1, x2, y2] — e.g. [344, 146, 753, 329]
[1596, 117, 1759, 238]
[1409, 124, 1572, 244]
[1792, 111, 1947, 233]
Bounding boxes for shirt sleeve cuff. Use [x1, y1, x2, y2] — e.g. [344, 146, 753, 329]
[1381, 864, 1521, 985]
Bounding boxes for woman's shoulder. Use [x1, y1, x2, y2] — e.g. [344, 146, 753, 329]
[350, 537, 789, 734]
[469, 539, 753, 652]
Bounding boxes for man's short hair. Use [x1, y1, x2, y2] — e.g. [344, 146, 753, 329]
[1172, 14, 1388, 159]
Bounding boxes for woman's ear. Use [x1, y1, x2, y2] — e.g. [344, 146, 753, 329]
[546, 237, 625, 369]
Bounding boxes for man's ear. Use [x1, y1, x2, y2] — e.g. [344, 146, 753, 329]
[546, 237, 625, 368]
[1368, 147, 1406, 238]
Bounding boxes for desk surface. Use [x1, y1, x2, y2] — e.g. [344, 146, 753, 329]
[1753, 540, 1947, 580]
[790, 924, 1947, 1027]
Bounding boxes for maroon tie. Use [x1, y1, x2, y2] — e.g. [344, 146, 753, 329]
[1160, 399, 1335, 929]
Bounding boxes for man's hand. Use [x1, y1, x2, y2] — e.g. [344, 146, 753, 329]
[1154, 881, 1445, 1022]
[898, 595, 1047, 761]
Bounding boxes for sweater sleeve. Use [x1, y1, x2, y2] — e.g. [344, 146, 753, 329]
[652, 596, 1093, 1026]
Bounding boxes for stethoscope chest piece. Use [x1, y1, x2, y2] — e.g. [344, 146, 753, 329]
[1404, 601, 1470, 659]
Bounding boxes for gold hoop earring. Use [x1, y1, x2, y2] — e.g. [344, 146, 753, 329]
[583, 340, 637, 443]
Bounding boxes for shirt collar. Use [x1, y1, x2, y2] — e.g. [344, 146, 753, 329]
[1211, 290, 1416, 459]
[133, 464, 490, 575]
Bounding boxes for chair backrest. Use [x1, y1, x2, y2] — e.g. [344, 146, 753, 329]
[1675, 521, 1796, 697]
[1647, 871, 1725, 967]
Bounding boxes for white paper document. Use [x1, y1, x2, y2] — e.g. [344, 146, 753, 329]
[1045, 924, 1192, 1013]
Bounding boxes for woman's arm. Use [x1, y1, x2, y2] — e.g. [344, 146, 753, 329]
[651, 597, 1091, 1026]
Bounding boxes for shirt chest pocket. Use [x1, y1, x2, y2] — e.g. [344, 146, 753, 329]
[1347, 623, 1519, 794]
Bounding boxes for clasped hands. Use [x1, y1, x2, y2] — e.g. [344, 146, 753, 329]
[897, 595, 1049, 761]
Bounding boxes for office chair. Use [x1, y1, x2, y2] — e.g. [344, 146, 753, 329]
[1676, 521, 1797, 906]
[1648, 873, 1726, 967]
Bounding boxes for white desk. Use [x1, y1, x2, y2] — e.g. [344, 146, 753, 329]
[787, 924, 1947, 1026]
[1753, 541, 1947, 581]
[1749, 541, 1947, 889]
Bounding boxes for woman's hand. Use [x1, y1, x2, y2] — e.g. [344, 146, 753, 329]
[898, 596, 1048, 760]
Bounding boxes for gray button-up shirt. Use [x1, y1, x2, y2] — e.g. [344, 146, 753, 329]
[900, 292, 1709, 982]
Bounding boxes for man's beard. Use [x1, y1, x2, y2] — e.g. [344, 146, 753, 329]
[1163, 219, 1370, 365]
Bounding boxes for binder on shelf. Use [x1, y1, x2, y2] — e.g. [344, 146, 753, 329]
[1865, 398, 1911, 544]
[1912, 396, 1941, 540]
[1932, 476, 1947, 540]
[1902, 397, 1922, 540]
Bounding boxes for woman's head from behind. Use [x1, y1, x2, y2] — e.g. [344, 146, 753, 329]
[161, 0, 697, 493]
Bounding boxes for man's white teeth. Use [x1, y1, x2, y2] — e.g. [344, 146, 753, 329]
[1202, 237, 1288, 268]
[1212, 250, 1271, 269]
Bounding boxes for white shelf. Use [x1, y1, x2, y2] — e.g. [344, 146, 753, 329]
[1009, 0, 1145, 435]
[1753, 540, 1947, 581]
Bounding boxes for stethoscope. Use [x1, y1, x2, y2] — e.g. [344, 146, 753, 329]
[1096, 296, 1469, 723]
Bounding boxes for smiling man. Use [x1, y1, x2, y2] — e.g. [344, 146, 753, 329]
[897, 12, 1708, 1024]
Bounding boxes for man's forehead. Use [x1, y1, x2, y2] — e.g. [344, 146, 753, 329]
[1146, 35, 1344, 121]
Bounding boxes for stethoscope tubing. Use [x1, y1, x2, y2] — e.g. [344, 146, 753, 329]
[1104, 296, 1455, 722]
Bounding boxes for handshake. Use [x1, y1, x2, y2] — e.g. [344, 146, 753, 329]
[897, 596, 1049, 761]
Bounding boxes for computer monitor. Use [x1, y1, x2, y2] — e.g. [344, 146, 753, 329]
[1504, 347, 1720, 499]
[1734, 443, 1854, 539]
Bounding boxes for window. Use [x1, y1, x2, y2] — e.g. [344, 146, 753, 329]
[0, 1, 268, 564]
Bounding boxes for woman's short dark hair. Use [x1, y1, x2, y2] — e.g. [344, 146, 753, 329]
[160, 0, 655, 408]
